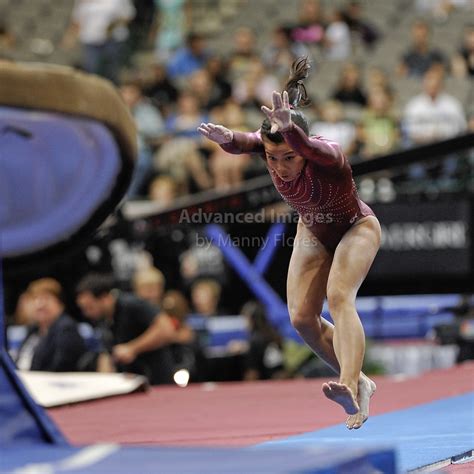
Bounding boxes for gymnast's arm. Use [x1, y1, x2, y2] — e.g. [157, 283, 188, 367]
[281, 123, 345, 169]
[197, 123, 264, 155]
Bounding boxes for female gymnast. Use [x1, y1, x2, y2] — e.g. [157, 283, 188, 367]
[198, 58, 380, 429]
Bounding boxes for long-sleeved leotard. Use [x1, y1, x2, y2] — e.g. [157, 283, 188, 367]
[221, 123, 375, 252]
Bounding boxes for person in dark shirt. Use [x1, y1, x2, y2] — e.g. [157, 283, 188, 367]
[143, 62, 179, 115]
[15, 278, 87, 372]
[76, 273, 177, 384]
[452, 24, 474, 78]
[341, 1, 380, 49]
[241, 301, 285, 381]
[332, 63, 367, 107]
[398, 20, 446, 78]
[205, 56, 232, 108]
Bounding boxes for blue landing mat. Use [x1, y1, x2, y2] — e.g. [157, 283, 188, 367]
[0, 444, 395, 474]
[258, 393, 474, 472]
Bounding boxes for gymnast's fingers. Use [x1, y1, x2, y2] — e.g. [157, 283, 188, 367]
[261, 105, 273, 118]
[272, 91, 283, 108]
[197, 124, 210, 135]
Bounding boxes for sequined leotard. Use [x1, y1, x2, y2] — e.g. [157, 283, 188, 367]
[221, 123, 375, 252]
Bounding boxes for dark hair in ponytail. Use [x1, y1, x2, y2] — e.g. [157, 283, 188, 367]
[260, 57, 311, 144]
[286, 56, 311, 108]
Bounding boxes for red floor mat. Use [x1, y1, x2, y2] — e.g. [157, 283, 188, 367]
[446, 462, 474, 473]
[49, 363, 474, 447]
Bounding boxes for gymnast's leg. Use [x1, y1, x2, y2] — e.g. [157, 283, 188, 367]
[320, 317, 376, 429]
[324, 216, 380, 424]
[287, 221, 337, 371]
[287, 220, 376, 428]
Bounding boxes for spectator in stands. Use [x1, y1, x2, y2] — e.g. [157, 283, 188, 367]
[179, 231, 227, 287]
[332, 63, 367, 107]
[309, 100, 357, 157]
[0, 21, 15, 55]
[341, 1, 380, 50]
[468, 111, 474, 132]
[119, 78, 165, 198]
[323, 9, 352, 60]
[453, 295, 474, 363]
[127, 0, 155, 50]
[143, 61, 179, 115]
[12, 291, 34, 326]
[153, 138, 212, 193]
[358, 87, 400, 158]
[76, 273, 177, 384]
[190, 278, 223, 317]
[162, 290, 194, 345]
[451, 24, 474, 78]
[240, 301, 285, 381]
[232, 58, 280, 111]
[227, 27, 260, 81]
[207, 100, 252, 190]
[165, 90, 209, 140]
[262, 26, 310, 79]
[403, 66, 467, 145]
[288, 0, 326, 48]
[148, 174, 181, 205]
[216, 97, 255, 134]
[132, 266, 166, 309]
[366, 66, 394, 99]
[15, 279, 87, 372]
[415, 0, 472, 22]
[166, 32, 210, 79]
[151, 0, 190, 62]
[162, 290, 206, 381]
[205, 56, 233, 107]
[397, 20, 446, 78]
[188, 68, 229, 111]
[63, 0, 136, 84]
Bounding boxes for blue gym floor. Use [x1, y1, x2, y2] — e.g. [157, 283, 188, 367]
[258, 392, 474, 472]
[2, 369, 473, 473]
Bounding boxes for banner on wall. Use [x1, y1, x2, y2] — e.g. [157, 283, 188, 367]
[369, 199, 471, 277]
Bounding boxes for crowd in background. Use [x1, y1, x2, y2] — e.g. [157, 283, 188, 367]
[113, 0, 472, 202]
[8, 264, 474, 385]
[2, 0, 474, 385]
[9, 269, 292, 385]
[0, 0, 472, 202]
[3, 0, 470, 202]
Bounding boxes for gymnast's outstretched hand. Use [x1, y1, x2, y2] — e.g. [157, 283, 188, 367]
[261, 90, 292, 134]
[198, 123, 233, 144]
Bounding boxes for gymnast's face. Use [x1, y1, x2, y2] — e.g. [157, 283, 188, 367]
[263, 140, 305, 182]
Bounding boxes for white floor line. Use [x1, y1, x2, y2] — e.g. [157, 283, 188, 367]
[13, 444, 119, 474]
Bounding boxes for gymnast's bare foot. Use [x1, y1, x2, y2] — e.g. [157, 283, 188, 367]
[322, 381, 359, 415]
[346, 377, 377, 430]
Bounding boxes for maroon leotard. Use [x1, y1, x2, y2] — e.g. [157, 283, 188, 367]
[221, 123, 375, 252]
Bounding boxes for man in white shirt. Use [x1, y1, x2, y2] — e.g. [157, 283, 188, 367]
[325, 10, 352, 61]
[403, 67, 467, 145]
[63, 0, 136, 84]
